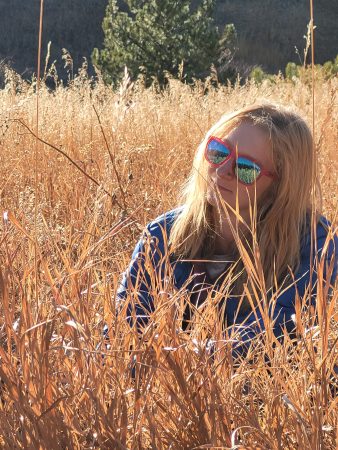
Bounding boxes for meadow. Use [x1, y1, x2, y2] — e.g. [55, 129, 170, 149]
[0, 68, 337, 448]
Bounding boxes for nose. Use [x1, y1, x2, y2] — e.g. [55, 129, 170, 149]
[215, 159, 234, 179]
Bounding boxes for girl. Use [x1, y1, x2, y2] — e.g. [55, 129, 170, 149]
[117, 103, 337, 354]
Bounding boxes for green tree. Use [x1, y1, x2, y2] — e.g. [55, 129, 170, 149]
[323, 55, 338, 79]
[92, 0, 236, 85]
[249, 66, 266, 84]
[285, 62, 299, 80]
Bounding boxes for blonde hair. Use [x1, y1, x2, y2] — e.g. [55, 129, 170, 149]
[169, 102, 321, 293]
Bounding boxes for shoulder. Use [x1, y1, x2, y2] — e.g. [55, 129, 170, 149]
[145, 206, 184, 238]
[131, 207, 184, 258]
[317, 216, 336, 238]
[300, 214, 338, 260]
[130, 207, 183, 261]
[302, 216, 338, 250]
[318, 216, 338, 261]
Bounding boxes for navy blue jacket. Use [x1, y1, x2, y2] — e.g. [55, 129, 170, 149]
[117, 207, 338, 349]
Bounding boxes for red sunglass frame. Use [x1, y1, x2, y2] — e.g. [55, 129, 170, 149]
[204, 135, 277, 186]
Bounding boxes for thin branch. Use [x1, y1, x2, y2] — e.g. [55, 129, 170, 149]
[92, 104, 127, 209]
[16, 119, 121, 205]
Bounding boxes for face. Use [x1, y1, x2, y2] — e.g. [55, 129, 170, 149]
[206, 121, 275, 216]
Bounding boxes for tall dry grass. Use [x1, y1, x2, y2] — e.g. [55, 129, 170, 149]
[0, 70, 337, 449]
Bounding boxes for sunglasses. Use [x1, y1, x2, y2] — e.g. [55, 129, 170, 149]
[204, 136, 276, 186]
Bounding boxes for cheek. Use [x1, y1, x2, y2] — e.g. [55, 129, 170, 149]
[239, 178, 273, 207]
[256, 177, 273, 200]
[207, 166, 215, 179]
[235, 188, 251, 210]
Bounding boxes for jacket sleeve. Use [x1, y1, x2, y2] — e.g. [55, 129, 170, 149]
[231, 222, 338, 357]
[116, 218, 171, 328]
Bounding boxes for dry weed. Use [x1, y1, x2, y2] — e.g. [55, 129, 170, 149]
[0, 71, 337, 449]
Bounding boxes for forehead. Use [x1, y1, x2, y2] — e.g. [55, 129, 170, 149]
[225, 121, 274, 169]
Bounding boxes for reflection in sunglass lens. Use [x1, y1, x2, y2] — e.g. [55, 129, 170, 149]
[207, 139, 231, 164]
[235, 157, 261, 184]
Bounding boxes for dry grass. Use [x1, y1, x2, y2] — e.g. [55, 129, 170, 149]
[0, 70, 337, 449]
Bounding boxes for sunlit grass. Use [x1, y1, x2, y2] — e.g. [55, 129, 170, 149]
[0, 70, 337, 448]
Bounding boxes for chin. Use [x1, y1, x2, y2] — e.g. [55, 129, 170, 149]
[206, 191, 233, 210]
[206, 191, 217, 207]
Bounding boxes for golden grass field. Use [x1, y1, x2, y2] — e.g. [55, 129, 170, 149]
[0, 70, 337, 449]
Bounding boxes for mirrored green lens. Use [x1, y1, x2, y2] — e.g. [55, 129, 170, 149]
[235, 157, 261, 184]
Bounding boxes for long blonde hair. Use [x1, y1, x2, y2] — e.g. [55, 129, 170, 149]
[169, 103, 321, 292]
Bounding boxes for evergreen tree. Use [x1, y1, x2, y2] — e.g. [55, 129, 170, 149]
[92, 0, 236, 85]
